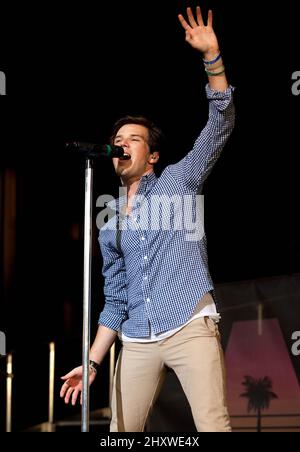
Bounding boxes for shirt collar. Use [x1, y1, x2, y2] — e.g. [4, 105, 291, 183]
[136, 172, 157, 194]
[106, 172, 157, 213]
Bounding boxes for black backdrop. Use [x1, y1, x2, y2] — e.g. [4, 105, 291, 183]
[0, 0, 300, 431]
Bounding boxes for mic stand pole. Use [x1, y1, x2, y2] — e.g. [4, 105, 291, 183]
[82, 158, 93, 432]
[74, 146, 125, 432]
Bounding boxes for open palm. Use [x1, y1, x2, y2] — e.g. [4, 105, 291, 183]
[178, 6, 219, 55]
[60, 365, 97, 405]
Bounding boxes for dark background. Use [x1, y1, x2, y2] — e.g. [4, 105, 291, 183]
[1, 0, 300, 431]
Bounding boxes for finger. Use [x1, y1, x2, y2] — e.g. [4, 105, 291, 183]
[60, 380, 70, 398]
[196, 6, 204, 26]
[72, 389, 79, 406]
[60, 385, 66, 398]
[187, 7, 198, 28]
[207, 10, 213, 28]
[80, 393, 83, 405]
[64, 386, 74, 404]
[178, 14, 192, 32]
[61, 369, 77, 379]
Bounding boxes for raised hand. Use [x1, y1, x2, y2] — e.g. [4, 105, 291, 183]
[60, 365, 97, 406]
[178, 6, 219, 58]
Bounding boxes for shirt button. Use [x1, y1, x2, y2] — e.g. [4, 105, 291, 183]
[146, 298, 150, 303]
[141, 236, 146, 241]
[144, 255, 148, 260]
[144, 276, 148, 280]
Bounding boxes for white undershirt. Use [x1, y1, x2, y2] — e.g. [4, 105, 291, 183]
[120, 292, 220, 343]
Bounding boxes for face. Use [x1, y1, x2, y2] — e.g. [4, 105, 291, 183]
[112, 124, 159, 181]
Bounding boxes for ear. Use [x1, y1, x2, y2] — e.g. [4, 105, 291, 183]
[148, 151, 160, 164]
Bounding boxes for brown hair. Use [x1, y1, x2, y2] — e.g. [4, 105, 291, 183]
[110, 116, 165, 153]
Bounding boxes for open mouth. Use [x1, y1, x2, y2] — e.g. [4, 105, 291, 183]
[119, 152, 131, 160]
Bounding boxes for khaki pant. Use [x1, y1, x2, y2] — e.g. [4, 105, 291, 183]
[110, 317, 231, 432]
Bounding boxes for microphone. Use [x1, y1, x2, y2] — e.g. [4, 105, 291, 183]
[65, 141, 131, 160]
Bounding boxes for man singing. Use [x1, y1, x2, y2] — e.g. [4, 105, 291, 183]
[61, 5, 235, 432]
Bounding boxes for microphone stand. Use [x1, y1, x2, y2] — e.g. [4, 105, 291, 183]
[82, 158, 93, 432]
[78, 146, 127, 432]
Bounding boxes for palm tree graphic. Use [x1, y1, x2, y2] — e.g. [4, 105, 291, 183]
[240, 376, 278, 432]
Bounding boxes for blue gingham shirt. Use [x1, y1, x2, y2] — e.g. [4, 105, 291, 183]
[98, 85, 235, 337]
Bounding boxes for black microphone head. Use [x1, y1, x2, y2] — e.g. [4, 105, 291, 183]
[109, 145, 125, 158]
[64, 142, 128, 159]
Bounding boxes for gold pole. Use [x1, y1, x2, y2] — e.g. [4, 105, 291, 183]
[48, 342, 55, 431]
[109, 343, 115, 409]
[6, 353, 13, 432]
